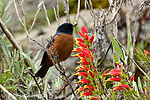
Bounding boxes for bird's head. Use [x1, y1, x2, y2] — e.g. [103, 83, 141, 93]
[56, 23, 77, 35]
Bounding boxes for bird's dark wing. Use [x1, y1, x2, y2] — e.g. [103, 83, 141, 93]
[40, 33, 61, 66]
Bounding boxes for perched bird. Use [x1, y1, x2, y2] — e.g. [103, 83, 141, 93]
[35, 23, 77, 78]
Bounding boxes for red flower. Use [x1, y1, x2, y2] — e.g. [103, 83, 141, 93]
[84, 85, 96, 91]
[72, 48, 82, 52]
[89, 34, 95, 43]
[74, 72, 88, 77]
[75, 65, 89, 71]
[120, 84, 130, 90]
[112, 86, 122, 91]
[75, 79, 91, 84]
[78, 31, 84, 37]
[105, 77, 122, 82]
[77, 42, 87, 48]
[89, 96, 100, 100]
[81, 91, 93, 96]
[83, 34, 89, 40]
[81, 49, 90, 58]
[144, 50, 150, 56]
[105, 71, 121, 77]
[130, 73, 135, 82]
[77, 87, 85, 95]
[110, 69, 121, 73]
[116, 62, 121, 68]
[113, 83, 130, 91]
[77, 58, 89, 65]
[102, 69, 110, 77]
[81, 26, 88, 33]
[75, 38, 85, 43]
[88, 70, 95, 78]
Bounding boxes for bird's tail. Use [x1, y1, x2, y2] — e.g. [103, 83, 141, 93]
[35, 63, 53, 78]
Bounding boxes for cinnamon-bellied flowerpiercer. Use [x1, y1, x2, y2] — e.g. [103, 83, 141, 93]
[35, 23, 77, 78]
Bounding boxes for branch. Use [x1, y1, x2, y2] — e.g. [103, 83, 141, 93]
[0, 19, 19, 49]
[0, 84, 17, 100]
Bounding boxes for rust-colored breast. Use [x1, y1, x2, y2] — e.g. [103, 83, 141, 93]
[49, 34, 74, 62]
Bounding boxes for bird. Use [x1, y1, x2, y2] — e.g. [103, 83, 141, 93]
[35, 23, 77, 78]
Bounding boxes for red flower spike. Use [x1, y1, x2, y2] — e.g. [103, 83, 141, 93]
[75, 38, 85, 43]
[112, 87, 122, 92]
[105, 77, 122, 83]
[105, 71, 121, 77]
[144, 50, 150, 56]
[74, 72, 88, 77]
[84, 85, 96, 91]
[130, 73, 135, 82]
[77, 42, 87, 48]
[102, 69, 110, 77]
[75, 79, 91, 84]
[72, 48, 82, 52]
[78, 31, 84, 37]
[89, 34, 95, 43]
[89, 96, 100, 100]
[88, 70, 95, 78]
[116, 62, 121, 68]
[81, 26, 88, 33]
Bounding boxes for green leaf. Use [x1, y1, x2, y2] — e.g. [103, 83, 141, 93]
[5, 0, 14, 12]
[110, 35, 124, 61]
[33, 50, 41, 62]
[113, 53, 119, 62]
[0, 71, 11, 84]
[3, 72, 11, 83]
[138, 77, 143, 92]
[4, 13, 12, 23]
[133, 80, 140, 96]
[5, 86, 18, 90]
[0, 0, 6, 18]
[1, 38, 11, 66]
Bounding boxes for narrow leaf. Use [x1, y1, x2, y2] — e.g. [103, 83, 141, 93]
[110, 35, 124, 61]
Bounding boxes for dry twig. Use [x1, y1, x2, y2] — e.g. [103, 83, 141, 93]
[0, 84, 17, 100]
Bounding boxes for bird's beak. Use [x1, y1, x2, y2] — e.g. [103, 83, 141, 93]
[73, 23, 77, 28]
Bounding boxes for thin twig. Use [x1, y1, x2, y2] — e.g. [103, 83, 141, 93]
[0, 84, 17, 100]
[28, 8, 41, 32]
[75, 0, 80, 23]
[42, 3, 51, 27]
[28, 71, 46, 100]
[58, 65, 78, 100]
[0, 19, 20, 49]
[97, 42, 112, 68]
[64, 0, 70, 22]
[106, 0, 123, 25]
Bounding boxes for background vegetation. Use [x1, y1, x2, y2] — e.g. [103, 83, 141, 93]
[0, 0, 150, 100]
